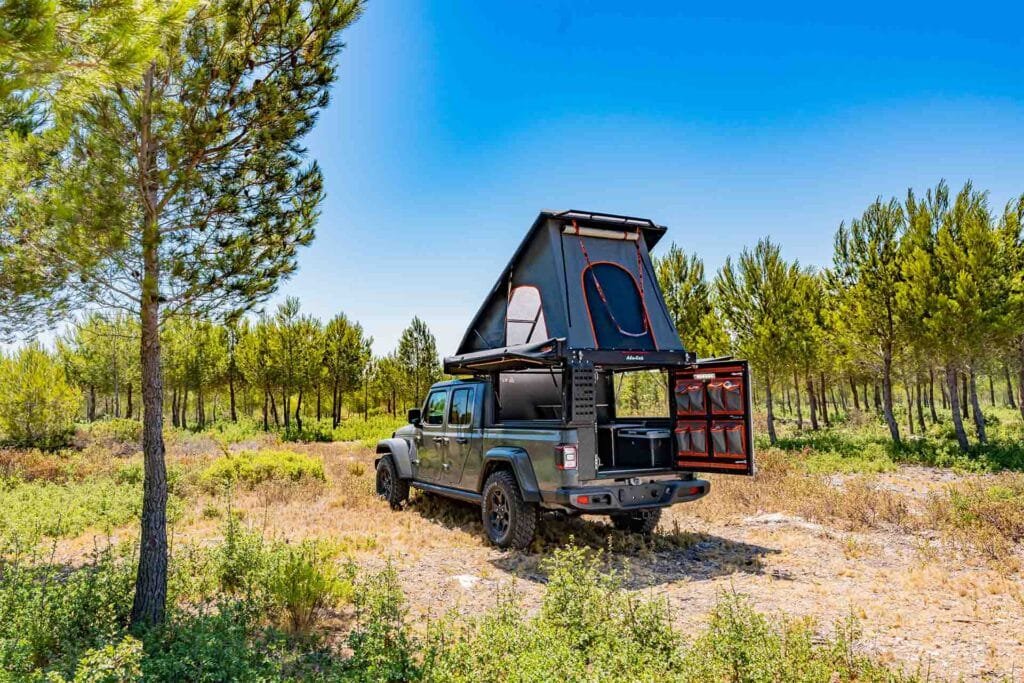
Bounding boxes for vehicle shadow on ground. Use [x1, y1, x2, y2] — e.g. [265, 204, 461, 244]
[407, 491, 781, 590]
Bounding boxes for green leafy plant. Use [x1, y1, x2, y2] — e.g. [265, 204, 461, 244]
[0, 344, 80, 449]
[199, 450, 325, 491]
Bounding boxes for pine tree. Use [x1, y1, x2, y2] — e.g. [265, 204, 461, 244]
[1, 0, 363, 626]
[832, 198, 906, 445]
[324, 313, 372, 428]
[715, 239, 804, 445]
[397, 317, 442, 407]
[654, 244, 729, 357]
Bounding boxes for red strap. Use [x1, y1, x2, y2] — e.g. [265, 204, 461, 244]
[573, 220, 650, 339]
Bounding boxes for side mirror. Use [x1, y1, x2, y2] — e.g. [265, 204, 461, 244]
[407, 408, 421, 425]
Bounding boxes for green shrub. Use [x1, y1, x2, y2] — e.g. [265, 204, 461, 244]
[0, 478, 146, 545]
[199, 418, 266, 444]
[345, 563, 421, 682]
[265, 539, 354, 634]
[199, 450, 325, 491]
[0, 344, 81, 449]
[215, 520, 354, 634]
[680, 593, 912, 682]
[0, 546, 134, 679]
[282, 419, 335, 443]
[80, 418, 143, 446]
[332, 415, 407, 448]
[70, 636, 143, 683]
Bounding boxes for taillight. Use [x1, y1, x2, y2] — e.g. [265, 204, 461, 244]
[555, 444, 578, 470]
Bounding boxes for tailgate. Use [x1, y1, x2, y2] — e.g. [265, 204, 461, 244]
[670, 359, 754, 476]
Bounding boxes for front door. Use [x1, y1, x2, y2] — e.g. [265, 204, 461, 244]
[443, 385, 480, 486]
[417, 388, 449, 483]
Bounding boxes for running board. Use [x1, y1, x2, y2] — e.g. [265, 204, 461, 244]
[411, 481, 483, 504]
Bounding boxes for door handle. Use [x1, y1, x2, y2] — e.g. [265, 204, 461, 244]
[432, 436, 449, 444]
[455, 437, 468, 444]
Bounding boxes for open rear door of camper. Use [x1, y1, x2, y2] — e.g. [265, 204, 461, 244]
[671, 359, 754, 476]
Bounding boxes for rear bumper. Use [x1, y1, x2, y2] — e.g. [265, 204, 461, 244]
[543, 478, 710, 513]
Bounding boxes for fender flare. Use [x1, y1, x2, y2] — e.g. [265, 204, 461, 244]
[375, 438, 415, 480]
[479, 447, 542, 503]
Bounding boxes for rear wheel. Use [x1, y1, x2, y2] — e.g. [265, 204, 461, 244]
[610, 508, 662, 535]
[376, 455, 409, 510]
[481, 471, 537, 549]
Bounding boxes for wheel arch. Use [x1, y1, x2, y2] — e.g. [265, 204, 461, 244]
[376, 438, 414, 480]
[478, 447, 541, 503]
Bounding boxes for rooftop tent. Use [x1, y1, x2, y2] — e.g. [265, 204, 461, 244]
[446, 210, 688, 374]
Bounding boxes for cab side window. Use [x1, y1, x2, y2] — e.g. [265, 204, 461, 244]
[424, 390, 447, 426]
[448, 388, 475, 427]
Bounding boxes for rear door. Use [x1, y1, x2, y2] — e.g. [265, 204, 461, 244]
[443, 385, 481, 486]
[670, 359, 754, 475]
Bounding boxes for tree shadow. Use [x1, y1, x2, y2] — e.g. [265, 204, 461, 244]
[406, 490, 782, 590]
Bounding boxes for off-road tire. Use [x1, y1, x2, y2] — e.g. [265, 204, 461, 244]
[376, 455, 409, 510]
[610, 508, 662, 535]
[481, 471, 537, 549]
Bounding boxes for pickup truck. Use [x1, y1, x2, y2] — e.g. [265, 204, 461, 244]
[376, 209, 755, 548]
[375, 359, 753, 548]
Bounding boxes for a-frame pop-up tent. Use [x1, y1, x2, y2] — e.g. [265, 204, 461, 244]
[445, 209, 693, 374]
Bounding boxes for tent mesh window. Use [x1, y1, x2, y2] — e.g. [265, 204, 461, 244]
[582, 263, 655, 350]
[506, 286, 548, 345]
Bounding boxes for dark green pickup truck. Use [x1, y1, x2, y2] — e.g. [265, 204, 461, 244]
[376, 210, 755, 548]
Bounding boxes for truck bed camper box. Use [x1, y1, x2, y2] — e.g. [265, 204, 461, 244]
[443, 210, 755, 480]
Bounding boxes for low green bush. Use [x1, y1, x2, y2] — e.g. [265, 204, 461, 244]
[215, 520, 354, 634]
[80, 418, 143, 446]
[0, 546, 135, 679]
[199, 450, 325, 491]
[198, 418, 266, 444]
[0, 478, 145, 545]
[332, 415, 407, 448]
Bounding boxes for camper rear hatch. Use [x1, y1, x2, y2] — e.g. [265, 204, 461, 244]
[671, 359, 754, 476]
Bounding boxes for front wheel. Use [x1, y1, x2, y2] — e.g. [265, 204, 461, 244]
[481, 471, 537, 549]
[376, 455, 409, 510]
[610, 508, 662, 535]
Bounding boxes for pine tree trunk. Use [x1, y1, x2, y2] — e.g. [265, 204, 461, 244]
[88, 385, 96, 421]
[806, 375, 819, 430]
[316, 384, 321, 422]
[765, 375, 778, 445]
[270, 392, 279, 427]
[862, 382, 869, 411]
[783, 386, 791, 416]
[1004, 363, 1017, 409]
[946, 365, 970, 452]
[262, 391, 269, 431]
[819, 373, 831, 427]
[793, 370, 804, 429]
[903, 381, 914, 435]
[282, 392, 290, 428]
[968, 365, 987, 444]
[332, 381, 340, 429]
[171, 389, 178, 428]
[295, 390, 303, 430]
[961, 373, 969, 419]
[915, 378, 925, 433]
[181, 390, 188, 430]
[131, 117, 169, 627]
[988, 374, 996, 407]
[928, 367, 939, 423]
[940, 372, 949, 410]
[127, 384, 133, 420]
[850, 376, 860, 411]
[229, 373, 237, 423]
[873, 383, 882, 413]
[881, 350, 901, 445]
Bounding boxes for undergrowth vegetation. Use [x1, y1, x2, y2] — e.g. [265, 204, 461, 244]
[0, 538, 920, 682]
[199, 450, 326, 491]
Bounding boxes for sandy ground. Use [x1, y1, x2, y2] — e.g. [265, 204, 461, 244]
[60, 442, 1024, 681]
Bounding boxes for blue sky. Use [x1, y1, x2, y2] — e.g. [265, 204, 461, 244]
[277, 1, 1024, 356]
